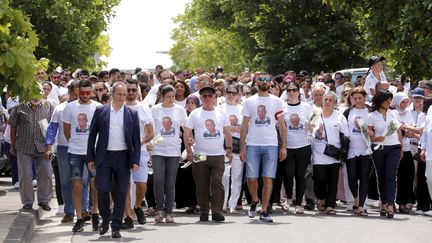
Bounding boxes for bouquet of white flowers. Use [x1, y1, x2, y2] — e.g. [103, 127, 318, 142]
[180, 149, 207, 168]
[374, 119, 401, 150]
[357, 118, 372, 154]
[149, 134, 164, 146]
[307, 106, 322, 144]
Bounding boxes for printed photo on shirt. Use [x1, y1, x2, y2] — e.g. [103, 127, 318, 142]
[288, 113, 304, 131]
[352, 116, 362, 134]
[160, 116, 175, 136]
[203, 119, 221, 138]
[75, 113, 89, 133]
[229, 115, 240, 127]
[254, 105, 271, 125]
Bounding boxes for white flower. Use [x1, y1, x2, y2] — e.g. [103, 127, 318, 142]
[150, 134, 164, 146]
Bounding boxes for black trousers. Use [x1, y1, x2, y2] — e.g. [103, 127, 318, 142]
[347, 155, 372, 207]
[284, 146, 311, 205]
[396, 151, 416, 205]
[95, 151, 130, 230]
[51, 156, 64, 206]
[313, 163, 340, 208]
[415, 150, 432, 211]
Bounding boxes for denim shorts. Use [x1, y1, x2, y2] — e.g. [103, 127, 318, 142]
[246, 145, 278, 178]
[69, 153, 95, 179]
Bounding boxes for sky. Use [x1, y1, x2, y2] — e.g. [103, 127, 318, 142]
[105, 0, 191, 70]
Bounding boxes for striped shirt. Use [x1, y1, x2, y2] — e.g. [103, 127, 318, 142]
[9, 101, 54, 154]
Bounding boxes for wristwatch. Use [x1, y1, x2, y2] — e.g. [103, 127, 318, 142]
[226, 147, 232, 150]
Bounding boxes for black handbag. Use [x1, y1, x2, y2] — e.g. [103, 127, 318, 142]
[322, 115, 342, 160]
[224, 137, 240, 154]
[339, 132, 350, 161]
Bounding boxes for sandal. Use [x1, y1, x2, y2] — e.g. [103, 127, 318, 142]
[317, 200, 326, 212]
[387, 205, 395, 219]
[279, 199, 290, 211]
[357, 208, 368, 216]
[379, 206, 387, 217]
[325, 207, 336, 215]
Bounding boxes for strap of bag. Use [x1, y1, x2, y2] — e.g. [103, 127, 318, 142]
[321, 114, 328, 143]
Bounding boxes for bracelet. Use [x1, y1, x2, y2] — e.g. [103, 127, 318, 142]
[226, 147, 232, 150]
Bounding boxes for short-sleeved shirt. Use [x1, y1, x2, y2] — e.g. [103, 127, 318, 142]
[186, 107, 230, 156]
[283, 102, 312, 149]
[151, 103, 187, 157]
[62, 100, 101, 155]
[9, 102, 54, 154]
[241, 94, 283, 146]
[346, 107, 370, 158]
[367, 109, 400, 146]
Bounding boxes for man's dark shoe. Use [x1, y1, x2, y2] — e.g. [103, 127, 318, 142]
[199, 213, 209, 222]
[120, 216, 134, 229]
[22, 204, 33, 211]
[99, 220, 109, 235]
[72, 219, 84, 232]
[92, 214, 100, 231]
[82, 211, 91, 222]
[111, 229, 121, 239]
[38, 202, 51, 211]
[248, 201, 259, 218]
[212, 212, 225, 222]
[304, 200, 315, 211]
[134, 207, 146, 224]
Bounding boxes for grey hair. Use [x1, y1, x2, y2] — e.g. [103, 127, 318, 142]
[323, 91, 338, 108]
[111, 81, 126, 94]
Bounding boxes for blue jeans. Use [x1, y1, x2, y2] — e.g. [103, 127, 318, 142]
[68, 153, 90, 212]
[246, 145, 278, 178]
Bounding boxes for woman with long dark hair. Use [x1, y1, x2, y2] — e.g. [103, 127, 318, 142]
[174, 80, 191, 108]
[367, 90, 402, 218]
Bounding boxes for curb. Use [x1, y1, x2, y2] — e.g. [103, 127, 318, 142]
[4, 203, 51, 243]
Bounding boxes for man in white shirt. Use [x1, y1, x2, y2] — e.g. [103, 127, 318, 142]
[63, 79, 101, 232]
[240, 74, 287, 223]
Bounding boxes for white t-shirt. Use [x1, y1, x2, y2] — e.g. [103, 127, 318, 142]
[283, 102, 312, 149]
[127, 103, 154, 156]
[346, 107, 370, 158]
[312, 110, 349, 165]
[241, 94, 283, 146]
[363, 71, 387, 97]
[51, 101, 68, 147]
[151, 103, 187, 156]
[62, 100, 101, 155]
[186, 107, 230, 156]
[367, 109, 400, 146]
[398, 110, 415, 151]
[221, 103, 243, 138]
[175, 99, 186, 109]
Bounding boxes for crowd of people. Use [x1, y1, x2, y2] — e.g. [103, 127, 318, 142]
[1, 56, 432, 238]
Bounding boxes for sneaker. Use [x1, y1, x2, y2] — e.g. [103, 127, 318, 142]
[56, 205, 64, 215]
[259, 212, 273, 223]
[121, 216, 134, 229]
[212, 212, 225, 222]
[154, 211, 164, 223]
[82, 211, 91, 222]
[72, 219, 84, 232]
[13, 182, 19, 189]
[229, 208, 238, 214]
[295, 205, 304, 214]
[32, 179, 37, 187]
[92, 214, 100, 231]
[61, 214, 74, 223]
[165, 214, 174, 223]
[134, 207, 146, 224]
[248, 201, 258, 218]
[413, 210, 425, 215]
[424, 211, 432, 217]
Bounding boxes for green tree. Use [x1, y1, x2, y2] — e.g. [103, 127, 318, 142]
[0, 0, 48, 101]
[170, 0, 365, 74]
[10, 0, 120, 71]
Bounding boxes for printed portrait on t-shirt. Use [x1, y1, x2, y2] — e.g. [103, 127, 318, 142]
[229, 115, 239, 127]
[352, 116, 362, 134]
[75, 113, 89, 133]
[288, 113, 304, 131]
[254, 105, 271, 125]
[203, 119, 221, 138]
[160, 116, 175, 136]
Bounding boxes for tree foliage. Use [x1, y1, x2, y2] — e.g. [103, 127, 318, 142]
[0, 0, 48, 101]
[170, 0, 366, 74]
[10, 0, 120, 71]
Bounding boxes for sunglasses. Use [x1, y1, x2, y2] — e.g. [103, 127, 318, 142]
[95, 88, 105, 92]
[127, 88, 137, 93]
[201, 94, 214, 99]
[287, 88, 298, 92]
[51, 76, 61, 79]
[79, 90, 92, 96]
[226, 91, 238, 95]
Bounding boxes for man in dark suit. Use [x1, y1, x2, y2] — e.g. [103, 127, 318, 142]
[87, 82, 141, 238]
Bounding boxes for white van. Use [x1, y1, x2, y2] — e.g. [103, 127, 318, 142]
[333, 68, 369, 84]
